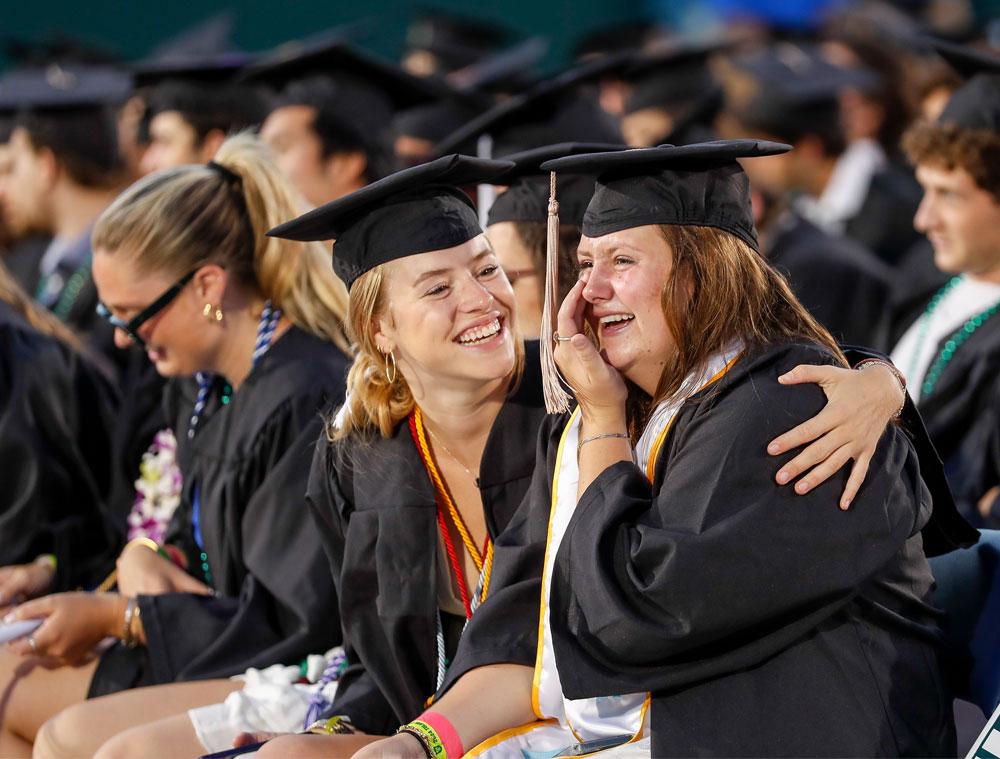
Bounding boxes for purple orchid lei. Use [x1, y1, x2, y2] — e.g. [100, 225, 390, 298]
[126, 428, 183, 545]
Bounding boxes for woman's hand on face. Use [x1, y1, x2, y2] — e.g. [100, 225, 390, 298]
[116, 542, 212, 597]
[554, 277, 628, 425]
[7, 592, 122, 666]
[767, 362, 905, 510]
[0, 559, 55, 610]
[351, 734, 427, 759]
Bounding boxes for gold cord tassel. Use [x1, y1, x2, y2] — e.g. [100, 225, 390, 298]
[540, 171, 573, 414]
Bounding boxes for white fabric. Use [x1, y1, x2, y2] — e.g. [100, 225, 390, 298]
[891, 275, 1000, 399]
[189, 648, 341, 753]
[794, 138, 886, 235]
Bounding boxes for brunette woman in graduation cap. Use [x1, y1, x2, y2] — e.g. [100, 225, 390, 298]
[0, 133, 351, 757]
[100, 145, 908, 758]
[348, 141, 975, 759]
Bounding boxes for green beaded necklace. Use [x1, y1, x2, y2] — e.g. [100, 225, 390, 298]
[910, 276, 1000, 399]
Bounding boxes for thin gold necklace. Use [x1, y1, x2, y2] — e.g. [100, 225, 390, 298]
[425, 426, 480, 482]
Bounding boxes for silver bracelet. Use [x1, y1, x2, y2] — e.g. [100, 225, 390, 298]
[579, 432, 629, 449]
[855, 359, 907, 418]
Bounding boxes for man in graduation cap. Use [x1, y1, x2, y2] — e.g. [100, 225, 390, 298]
[244, 30, 449, 206]
[0, 64, 130, 372]
[717, 43, 922, 267]
[138, 80, 266, 175]
[715, 45, 893, 347]
[889, 63, 1000, 526]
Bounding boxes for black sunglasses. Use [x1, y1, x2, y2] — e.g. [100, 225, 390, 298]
[96, 270, 196, 347]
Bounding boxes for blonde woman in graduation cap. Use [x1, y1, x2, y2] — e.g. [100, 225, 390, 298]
[348, 141, 973, 759]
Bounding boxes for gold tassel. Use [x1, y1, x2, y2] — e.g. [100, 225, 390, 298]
[540, 171, 573, 414]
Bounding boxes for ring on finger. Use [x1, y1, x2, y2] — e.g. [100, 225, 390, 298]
[27, 635, 38, 656]
[552, 332, 574, 343]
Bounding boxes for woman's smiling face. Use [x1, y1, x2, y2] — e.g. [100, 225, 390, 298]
[375, 233, 518, 394]
[577, 224, 676, 395]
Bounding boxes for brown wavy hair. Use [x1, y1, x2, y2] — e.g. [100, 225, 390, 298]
[627, 224, 846, 435]
[902, 119, 1000, 203]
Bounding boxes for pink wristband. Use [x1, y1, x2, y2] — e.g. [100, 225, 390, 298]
[417, 711, 463, 758]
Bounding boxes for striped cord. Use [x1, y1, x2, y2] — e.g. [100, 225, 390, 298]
[301, 649, 348, 730]
[187, 300, 282, 440]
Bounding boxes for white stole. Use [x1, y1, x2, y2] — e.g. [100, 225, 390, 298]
[532, 344, 743, 745]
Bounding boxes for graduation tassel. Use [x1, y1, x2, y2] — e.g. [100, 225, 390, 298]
[540, 171, 573, 414]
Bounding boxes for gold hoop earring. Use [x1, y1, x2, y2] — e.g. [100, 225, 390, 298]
[214, 307, 224, 322]
[384, 350, 397, 383]
[202, 303, 213, 321]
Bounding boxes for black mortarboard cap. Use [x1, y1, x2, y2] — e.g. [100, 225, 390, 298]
[622, 38, 729, 115]
[448, 37, 548, 95]
[937, 73, 1000, 132]
[241, 30, 447, 110]
[394, 98, 487, 146]
[267, 154, 514, 288]
[131, 12, 253, 87]
[405, 10, 513, 72]
[540, 139, 791, 253]
[0, 64, 133, 111]
[487, 142, 626, 227]
[433, 55, 628, 157]
[927, 37, 1000, 78]
[720, 43, 877, 139]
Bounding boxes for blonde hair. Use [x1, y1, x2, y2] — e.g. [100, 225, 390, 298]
[92, 132, 351, 354]
[0, 260, 82, 350]
[332, 262, 525, 440]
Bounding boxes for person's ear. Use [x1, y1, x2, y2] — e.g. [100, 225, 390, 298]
[198, 129, 228, 163]
[193, 264, 229, 310]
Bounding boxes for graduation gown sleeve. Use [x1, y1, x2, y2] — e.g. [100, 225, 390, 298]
[137, 404, 342, 683]
[549, 343, 929, 698]
[0, 313, 121, 589]
[302, 433, 400, 735]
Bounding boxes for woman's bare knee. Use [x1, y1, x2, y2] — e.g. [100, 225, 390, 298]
[31, 704, 89, 759]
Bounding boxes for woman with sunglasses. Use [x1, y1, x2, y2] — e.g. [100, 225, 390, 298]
[344, 141, 972, 758]
[0, 262, 120, 603]
[0, 133, 352, 757]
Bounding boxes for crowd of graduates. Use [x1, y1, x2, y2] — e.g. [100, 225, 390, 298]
[0, 1, 997, 756]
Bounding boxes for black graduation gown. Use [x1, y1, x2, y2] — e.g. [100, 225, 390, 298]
[767, 211, 892, 348]
[844, 160, 924, 268]
[0, 302, 122, 590]
[307, 342, 545, 735]
[88, 327, 349, 695]
[1, 235, 47, 295]
[911, 316, 1000, 525]
[548, 342, 953, 757]
[443, 341, 974, 756]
